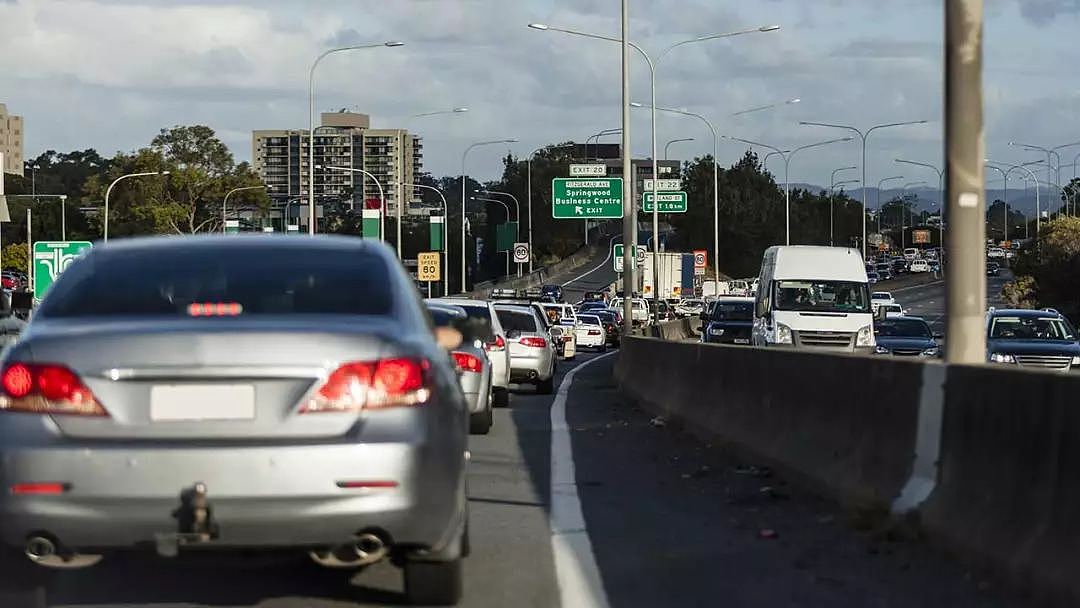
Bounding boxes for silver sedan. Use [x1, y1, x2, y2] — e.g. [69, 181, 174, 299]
[0, 235, 469, 606]
[492, 304, 556, 394]
[425, 302, 493, 435]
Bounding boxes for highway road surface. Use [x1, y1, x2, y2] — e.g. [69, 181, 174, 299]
[24, 351, 1025, 608]
[892, 268, 1012, 334]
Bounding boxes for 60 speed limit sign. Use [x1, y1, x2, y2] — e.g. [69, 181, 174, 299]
[513, 242, 530, 264]
[417, 252, 440, 282]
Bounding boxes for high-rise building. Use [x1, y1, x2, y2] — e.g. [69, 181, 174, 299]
[0, 104, 24, 176]
[252, 111, 423, 221]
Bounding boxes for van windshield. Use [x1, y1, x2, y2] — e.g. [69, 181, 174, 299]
[773, 280, 870, 313]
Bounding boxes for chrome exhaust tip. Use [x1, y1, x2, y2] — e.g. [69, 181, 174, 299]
[25, 536, 56, 562]
[352, 533, 387, 564]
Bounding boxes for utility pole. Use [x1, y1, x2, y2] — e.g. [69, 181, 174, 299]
[620, 0, 635, 335]
[945, 0, 986, 364]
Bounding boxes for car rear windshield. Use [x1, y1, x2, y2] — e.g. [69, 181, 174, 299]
[594, 312, 617, 323]
[579, 315, 601, 325]
[454, 304, 496, 340]
[37, 245, 394, 318]
[426, 306, 464, 327]
[875, 319, 931, 338]
[711, 302, 753, 321]
[495, 308, 539, 333]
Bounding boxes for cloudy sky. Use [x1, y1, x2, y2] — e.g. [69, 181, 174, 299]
[2, 0, 1079, 186]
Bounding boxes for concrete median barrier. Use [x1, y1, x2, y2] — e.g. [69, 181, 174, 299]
[617, 338, 1080, 605]
[921, 365, 1080, 606]
[615, 337, 923, 508]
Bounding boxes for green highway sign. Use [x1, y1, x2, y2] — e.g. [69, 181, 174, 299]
[613, 244, 647, 273]
[642, 191, 688, 213]
[552, 178, 624, 219]
[33, 241, 92, 300]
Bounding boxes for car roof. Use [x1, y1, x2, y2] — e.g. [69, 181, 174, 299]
[988, 308, 1062, 319]
[713, 297, 755, 303]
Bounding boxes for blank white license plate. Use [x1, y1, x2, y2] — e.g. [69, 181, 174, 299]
[150, 385, 256, 421]
[734, 339, 750, 344]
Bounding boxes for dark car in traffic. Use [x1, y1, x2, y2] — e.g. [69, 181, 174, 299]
[592, 310, 621, 346]
[699, 297, 754, 345]
[540, 284, 563, 302]
[986, 308, 1080, 371]
[873, 316, 941, 357]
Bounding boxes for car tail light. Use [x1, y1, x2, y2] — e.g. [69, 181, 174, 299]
[187, 302, 243, 316]
[301, 358, 431, 413]
[485, 334, 506, 352]
[588, 329, 602, 336]
[519, 336, 547, 348]
[10, 482, 69, 495]
[452, 351, 483, 373]
[0, 363, 107, 416]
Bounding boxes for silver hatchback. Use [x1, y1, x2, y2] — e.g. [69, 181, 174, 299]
[0, 236, 469, 605]
[492, 304, 557, 394]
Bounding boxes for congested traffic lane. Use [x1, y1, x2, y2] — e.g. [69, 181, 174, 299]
[893, 267, 1011, 334]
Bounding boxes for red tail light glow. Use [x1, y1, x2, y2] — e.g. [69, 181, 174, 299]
[301, 358, 431, 413]
[588, 330, 602, 336]
[452, 351, 484, 373]
[485, 334, 506, 352]
[336, 480, 399, 490]
[0, 363, 106, 416]
[519, 336, 547, 348]
[187, 302, 243, 317]
[10, 482, 69, 495]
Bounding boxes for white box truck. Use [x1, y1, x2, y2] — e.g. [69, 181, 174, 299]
[641, 252, 686, 299]
[751, 246, 875, 353]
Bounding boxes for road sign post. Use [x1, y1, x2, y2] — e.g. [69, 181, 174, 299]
[552, 178, 624, 219]
[642, 191, 688, 213]
[613, 244, 647, 273]
[33, 241, 92, 300]
[693, 249, 707, 276]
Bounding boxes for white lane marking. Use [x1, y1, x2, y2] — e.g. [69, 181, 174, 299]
[550, 351, 617, 608]
[891, 279, 944, 294]
[561, 235, 621, 288]
[892, 364, 946, 513]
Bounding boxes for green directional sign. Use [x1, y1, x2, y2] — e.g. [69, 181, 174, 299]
[552, 178, 623, 219]
[224, 219, 240, 234]
[33, 241, 92, 300]
[642, 191, 688, 213]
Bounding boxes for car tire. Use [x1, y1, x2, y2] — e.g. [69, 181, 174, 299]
[492, 387, 510, 408]
[536, 376, 555, 395]
[403, 558, 463, 606]
[469, 403, 493, 435]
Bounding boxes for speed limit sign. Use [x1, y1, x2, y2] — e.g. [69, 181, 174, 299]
[417, 252, 440, 282]
[513, 242, 530, 264]
[692, 249, 707, 276]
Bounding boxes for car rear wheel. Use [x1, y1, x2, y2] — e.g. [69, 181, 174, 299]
[492, 387, 510, 408]
[403, 558, 463, 606]
[469, 402, 492, 435]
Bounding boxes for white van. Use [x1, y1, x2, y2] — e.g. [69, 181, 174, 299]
[903, 248, 919, 261]
[752, 246, 875, 353]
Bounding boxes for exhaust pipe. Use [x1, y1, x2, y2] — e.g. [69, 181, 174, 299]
[25, 536, 56, 562]
[352, 533, 387, 565]
[309, 532, 389, 568]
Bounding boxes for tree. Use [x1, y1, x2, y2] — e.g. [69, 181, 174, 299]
[82, 125, 268, 237]
[1009, 216, 1080, 319]
[1, 243, 28, 273]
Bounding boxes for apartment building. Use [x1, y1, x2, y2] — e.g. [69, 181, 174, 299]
[0, 104, 24, 176]
[252, 111, 422, 217]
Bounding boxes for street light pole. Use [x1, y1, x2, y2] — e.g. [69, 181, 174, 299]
[475, 196, 513, 277]
[800, 119, 929, 258]
[402, 182, 450, 296]
[901, 181, 928, 249]
[402, 108, 468, 258]
[664, 138, 694, 160]
[307, 41, 403, 237]
[725, 136, 854, 245]
[222, 185, 269, 233]
[830, 166, 858, 246]
[104, 171, 169, 242]
[984, 164, 1008, 244]
[988, 160, 1042, 238]
[320, 165, 386, 240]
[896, 158, 946, 252]
[481, 190, 523, 276]
[530, 21, 779, 306]
[460, 139, 517, 292]
[876, 175, 905, 236]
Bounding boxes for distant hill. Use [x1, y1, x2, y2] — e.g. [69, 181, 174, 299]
[788, 183, 1062, 218]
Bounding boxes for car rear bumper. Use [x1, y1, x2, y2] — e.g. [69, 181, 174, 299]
[0, 440, 465, 553]
[508, 355, 553, 382]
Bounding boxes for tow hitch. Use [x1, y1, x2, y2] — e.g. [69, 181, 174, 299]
[156, 481, 220, 557]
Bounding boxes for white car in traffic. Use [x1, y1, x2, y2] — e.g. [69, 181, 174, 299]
[871, 291, 896, 313]
[909, 259, 930, 273]
[574, 314, 608, 351]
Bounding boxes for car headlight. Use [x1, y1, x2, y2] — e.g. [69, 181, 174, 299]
[1071, 356, 1080, 366]
[710, 327, 725, 336]
[856, 325, 874, 347]
[921, 347, 940, 357]
[989, 353, 1016, 364]
[874, 345, 890, 354]
[775, 323, 793, 344]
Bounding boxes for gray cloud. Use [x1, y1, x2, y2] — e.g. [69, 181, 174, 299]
[1016, 0, 1080, 25]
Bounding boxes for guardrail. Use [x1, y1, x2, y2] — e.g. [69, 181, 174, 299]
[615, 338, 1080, 605]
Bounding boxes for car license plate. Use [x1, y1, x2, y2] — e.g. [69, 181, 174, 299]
[734, 338, 750, 344]
[150, 385, 256, 421]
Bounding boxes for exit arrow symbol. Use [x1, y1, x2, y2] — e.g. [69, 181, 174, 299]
[575, 206, 583, 215]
